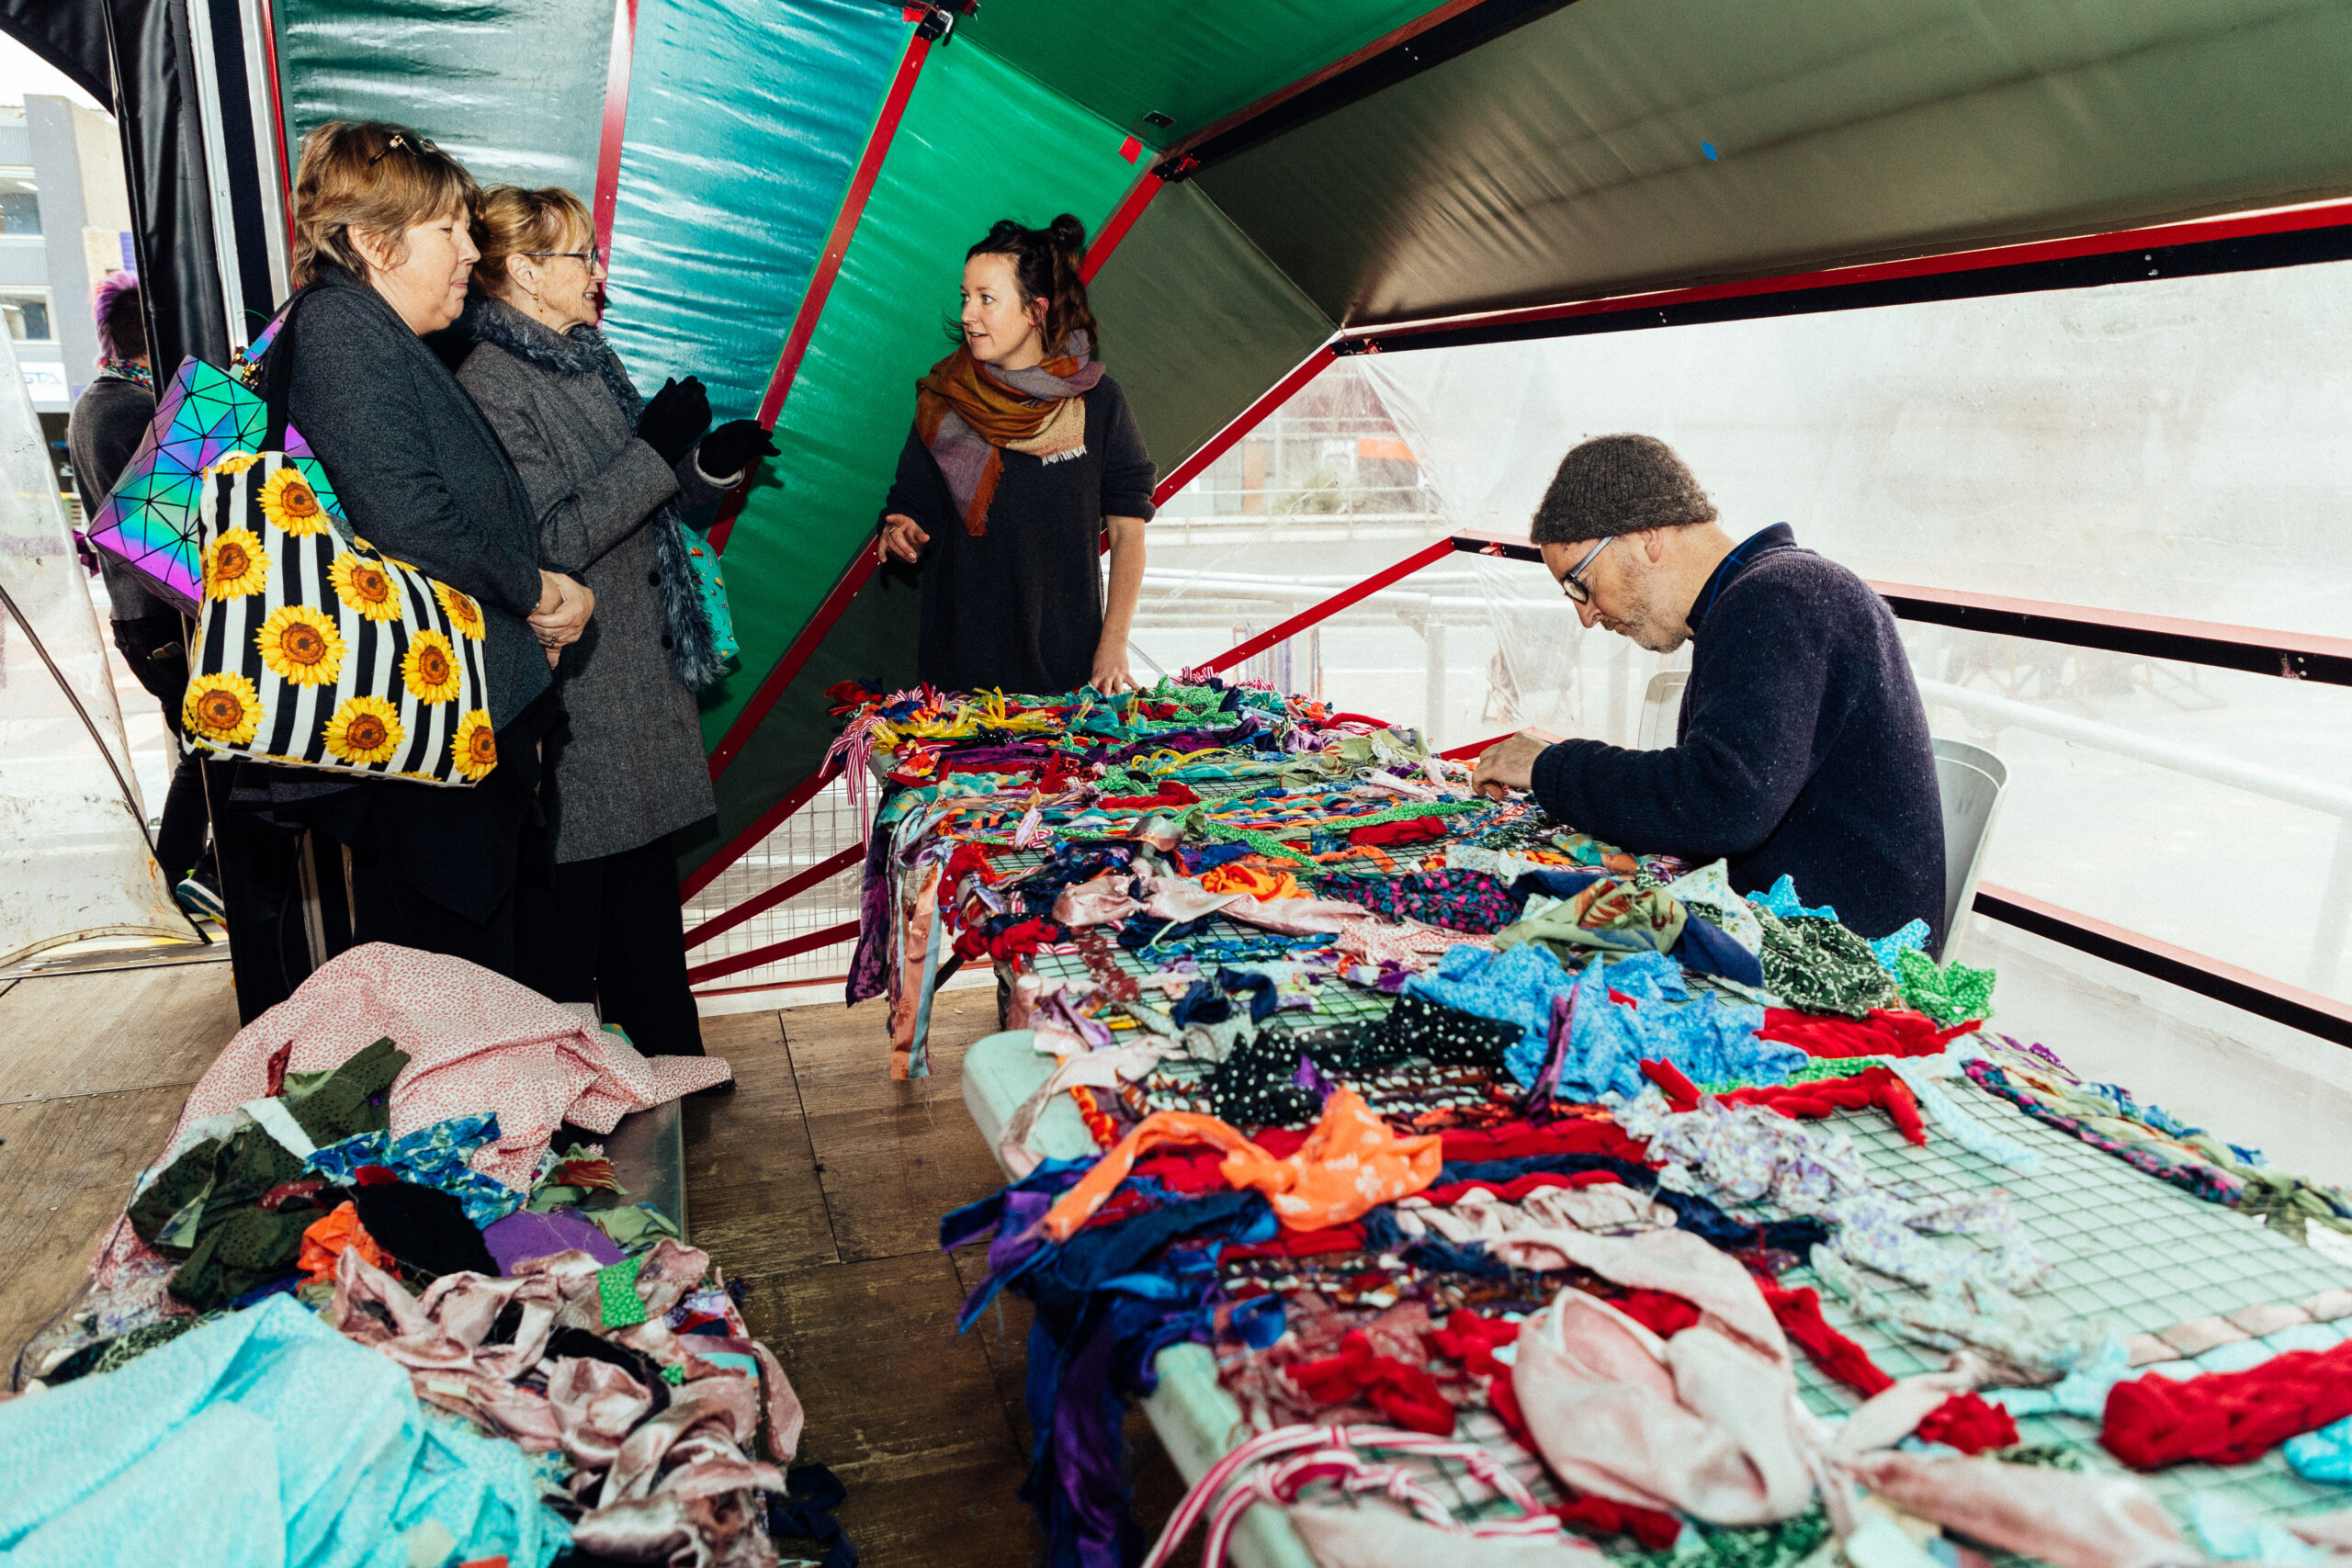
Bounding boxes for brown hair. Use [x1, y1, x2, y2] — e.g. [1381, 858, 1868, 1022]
[967, 213, 1101, 358]
[290, 120, 480, 287]
[470, 185, 593, 300]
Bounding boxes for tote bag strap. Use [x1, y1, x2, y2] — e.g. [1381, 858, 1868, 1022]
[252, 284, 325, 452]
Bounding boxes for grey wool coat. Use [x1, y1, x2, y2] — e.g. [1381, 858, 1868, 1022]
[458, 298, 725, 863]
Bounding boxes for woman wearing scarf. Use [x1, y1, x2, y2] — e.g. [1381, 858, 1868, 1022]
[458, 184, 775, 1060]
[879, 214, 1157, 694]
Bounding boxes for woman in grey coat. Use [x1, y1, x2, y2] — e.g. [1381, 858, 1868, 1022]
[458, 185, 775, 1056]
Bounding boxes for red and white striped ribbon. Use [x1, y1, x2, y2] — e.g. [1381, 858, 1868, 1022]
[1144, 1424, 1567, 1568]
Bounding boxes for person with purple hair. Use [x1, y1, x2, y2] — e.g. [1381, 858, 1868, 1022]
[68, 272, 223, 922]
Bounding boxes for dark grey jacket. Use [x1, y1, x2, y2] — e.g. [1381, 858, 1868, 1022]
[457, 299, 723, 863]
[68, 373, 166, 621]
[284, 269, 549, 729]
[1530, 525, 1945, 945]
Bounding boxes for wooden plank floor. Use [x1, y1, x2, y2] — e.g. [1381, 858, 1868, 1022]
[0, 961, 1195, 1565]
[0, 961, 242, 1364]
[694, 989, 1199, 1567]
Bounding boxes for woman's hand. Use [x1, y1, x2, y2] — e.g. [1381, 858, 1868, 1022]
[532, 570, 595, 649]
[639, 377, 711, 467]
[879, 513, 930, 564]
[1089, 648, 1138, 694]
[697, 419, 778, 480]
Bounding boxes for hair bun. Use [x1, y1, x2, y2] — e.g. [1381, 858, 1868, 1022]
[1046, 213, 1088, 255]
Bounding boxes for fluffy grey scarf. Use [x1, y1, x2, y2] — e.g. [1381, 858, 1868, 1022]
[469, 296, 729, 690]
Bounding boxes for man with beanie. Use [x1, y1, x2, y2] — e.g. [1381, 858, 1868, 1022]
[1472, 434, 1945, 944]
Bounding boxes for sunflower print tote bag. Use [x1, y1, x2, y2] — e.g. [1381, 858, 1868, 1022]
[184, 448, 497, 786]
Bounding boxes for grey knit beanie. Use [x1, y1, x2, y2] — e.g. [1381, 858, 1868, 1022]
[1530, 434, 1717, 545]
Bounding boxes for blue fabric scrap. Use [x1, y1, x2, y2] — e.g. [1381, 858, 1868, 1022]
[1402, 942, 1577, 1084]
[0, 1295, 560, 1568]
[1555, 951, 1796, 1100]
[2285, 1415, 2352, 1485]
[1748, 874, 1836, 922]
[1868, 919, 1932, 971]
[306, 1112, 525, 1229]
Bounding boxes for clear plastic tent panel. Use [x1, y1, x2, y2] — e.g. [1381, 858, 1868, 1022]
[1129, 275, 2352, 1015]
[1356, 265, 2352, 1008]
[0, 328, 194, 966]
[1361, 260, 2352, 637]
[680, 777, 865, 995]
[1132, 360, 1686, 755]
[1132, 360, 1703, 754]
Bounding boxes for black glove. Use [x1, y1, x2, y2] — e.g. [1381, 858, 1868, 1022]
[697, 419, 779, 479]
[637, 376, 710, 467]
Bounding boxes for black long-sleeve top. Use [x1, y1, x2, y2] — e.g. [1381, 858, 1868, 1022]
[881, 375, 1156, 694]
[1529, 525, 1946, 944]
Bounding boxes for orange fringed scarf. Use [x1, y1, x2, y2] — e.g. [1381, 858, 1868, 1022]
[914, 333, 1103, 536]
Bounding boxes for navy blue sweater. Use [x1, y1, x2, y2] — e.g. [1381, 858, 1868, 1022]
[1528, 525, 1946, 945]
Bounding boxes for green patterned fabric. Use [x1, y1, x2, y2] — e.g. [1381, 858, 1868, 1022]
[1897, 949, 1998, 1026]
[587, 1203, 683, 1252]
[1757, 909, 1904, 1019]
[128, 1125, 311, 1310]
[281, 1037, 407, 1145]
[596, 1253, 649, 1328]
[1496, 879, 1688, 960]
[39, 1313, 221, 1387]
[1620, 1506, 1830, 1568]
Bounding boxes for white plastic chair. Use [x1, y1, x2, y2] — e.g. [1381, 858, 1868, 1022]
[1635, 671, 1688, 750]
[1930, 737, 2007, 962]
[1630, 672, 2003, 959]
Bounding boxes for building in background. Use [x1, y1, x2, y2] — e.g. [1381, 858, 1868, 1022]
[0, 94, 132, 513]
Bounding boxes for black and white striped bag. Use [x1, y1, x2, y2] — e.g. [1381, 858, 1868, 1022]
[183, 448, 497, 785]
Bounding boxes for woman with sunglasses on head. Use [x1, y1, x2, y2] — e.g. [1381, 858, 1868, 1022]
[277, 122, 594, 981]
[458, 184, 775, 1058]
[878, 214, 1156, 694]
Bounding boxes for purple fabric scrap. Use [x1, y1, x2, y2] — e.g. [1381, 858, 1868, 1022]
[484, 1206, 625, 1274]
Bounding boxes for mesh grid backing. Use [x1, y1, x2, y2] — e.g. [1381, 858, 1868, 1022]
[1264, 1072, 2352, 1546]
[1780, 1074, 2352, 1521]
[967, 800, 2352, 1537]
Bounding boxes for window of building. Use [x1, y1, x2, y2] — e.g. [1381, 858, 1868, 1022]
[0, 169, 39, 236]
[0, 289, 52, 341]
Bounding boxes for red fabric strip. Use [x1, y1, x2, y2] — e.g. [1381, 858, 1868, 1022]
[1757, 1008, 1979, 1059]
[1441, 1118, 1653, 1165]
[2104, 1338, 2352, 1469]
[1284, 1331, 1455, 1436]
[1761, 1281, 1894, 1396]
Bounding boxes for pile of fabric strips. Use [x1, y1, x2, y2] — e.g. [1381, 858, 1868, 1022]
[833, 675, 2352, 1568]
[0, 944, 832, 1568]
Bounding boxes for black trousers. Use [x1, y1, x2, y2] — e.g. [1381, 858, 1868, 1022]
[111, 613, 210, 882]
[516, 835, 704, 1056]
[308, 694, 556, 983]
